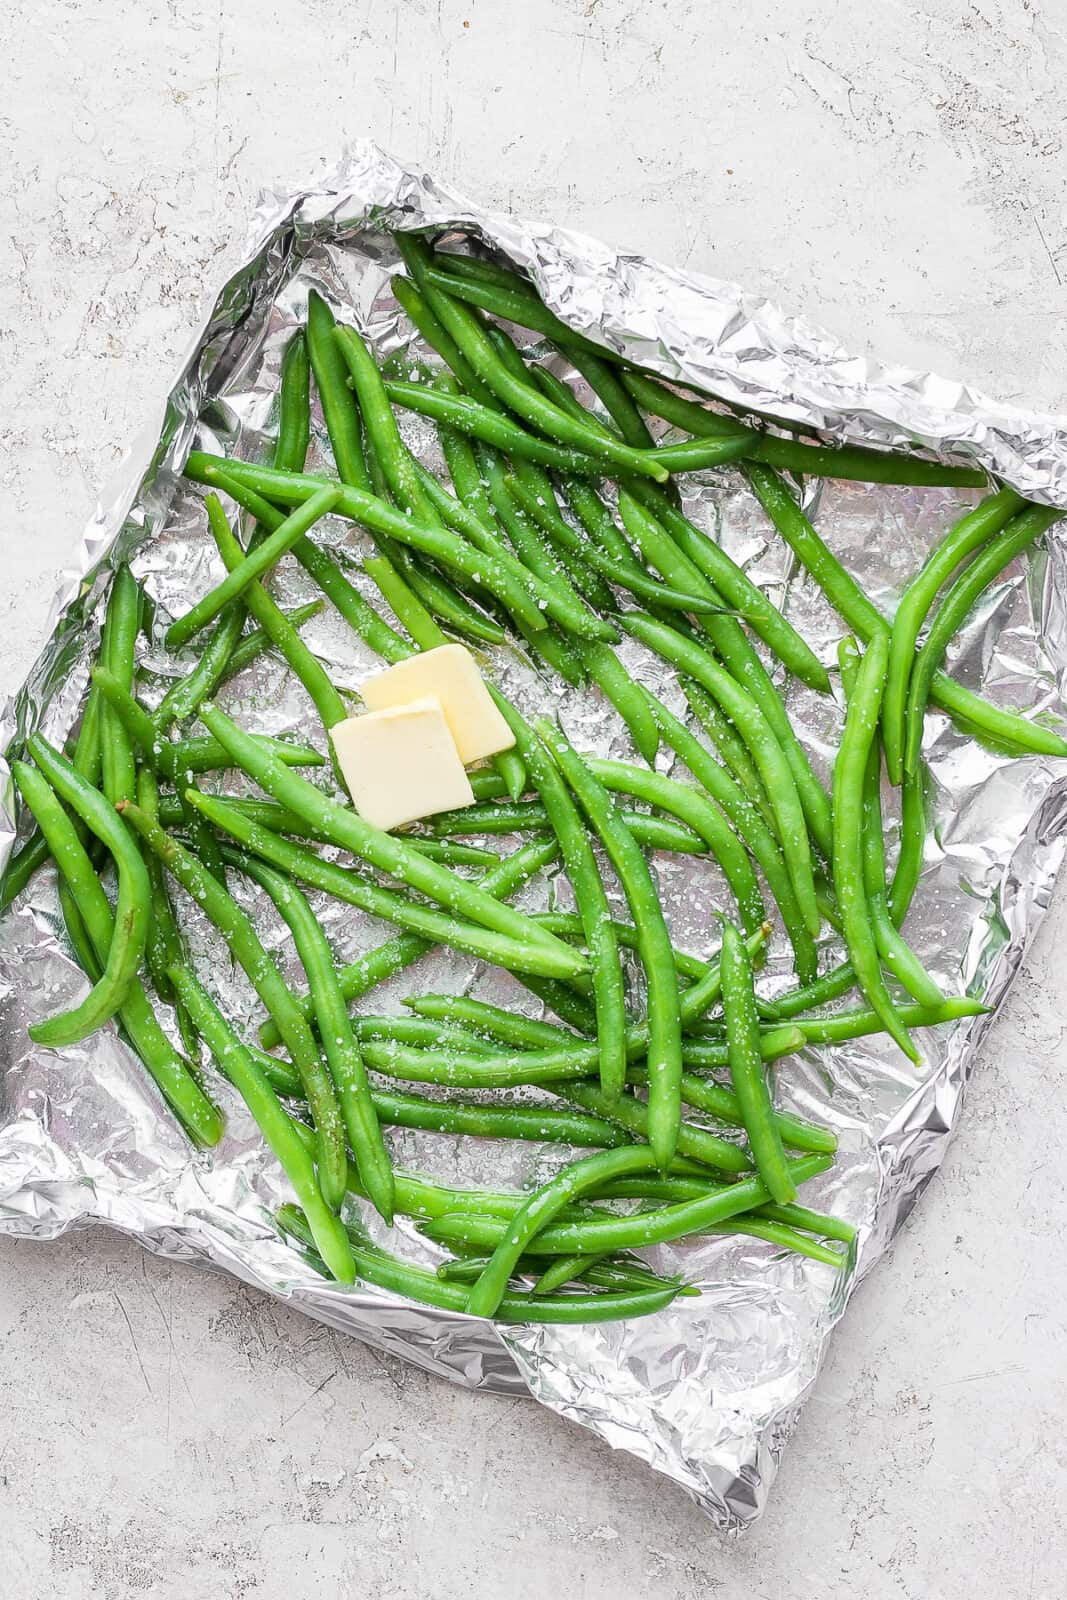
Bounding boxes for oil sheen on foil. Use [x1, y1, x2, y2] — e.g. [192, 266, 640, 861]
[2, 142, 1066, 1531]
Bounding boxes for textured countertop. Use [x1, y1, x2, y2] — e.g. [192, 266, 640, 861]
[2, 4, 1066, 1596]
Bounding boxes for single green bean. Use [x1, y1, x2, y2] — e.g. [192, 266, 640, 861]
[590, 755, 765, 934]
[99, 565, 140, 808]
[625, 369, 988, 486]
[882, 488, 1025, 779]
[781, 996, 987, 1046]
[719, 919, 796, 1203]
[740, 462, 1067, 764]
[487, 702, 626, 1098]
[306, 288, 373, 490]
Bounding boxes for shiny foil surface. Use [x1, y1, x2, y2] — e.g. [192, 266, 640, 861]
[2, 142, 1067, 1530]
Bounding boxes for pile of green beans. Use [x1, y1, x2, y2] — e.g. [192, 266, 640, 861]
[4, 232, 1057, 1323]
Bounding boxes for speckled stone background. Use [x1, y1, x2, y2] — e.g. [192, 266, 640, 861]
[2, 4, 1066, 1596]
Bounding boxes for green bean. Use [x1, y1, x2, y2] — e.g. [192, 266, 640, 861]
[12, 761, 222, 1144]
[673, 1072, 837, 1154]
[719, 919, 796, 1203]
[278, 1203, 681, 1323]
[136, 767, 184, 1008]
[888, 762, 927, 926]
[618, 488, 829, 694]
[551, 1082, 752, 1176]
[202, 492, 351, 734]
[371, 1084, 632, 1150]
[406, 992, 575, 1050]
[466, 1147, 668, 1316]
[306, 289, 372, 490]
[185, 784, 577, 980]
[21, 738, 150, 1048]
[423, 1152, 832, 1256]
[165, 487, 340, 650]
[504, 472, 719, 618]
[257, 836, 558, 1048]
[590, 755, 765, 933]
[662, 1023, 807, 1069]
[187, 463, 411, 667]
[218, 601, 325, 682]
[409, 274, 668, 484]
[418, 255, 617, 360]
[90, 669, 323, 777]
[622, 614, 821, 937]
[741, 461, 1067, 764]
[530, 1254, 612, 1295]
[782, 996, 987, 1046]
[829, 632, 917, 1058]
[624, 369, 988, 486]
[533, 911, 710, 983]
[565, 344, 656, 449]
[189, 455, 565, 639]
[756, 963, 859, 1022]
[859, 720, 943, 1009]
[882, 488, 1025, 779]
[537, 717, 683, 1166]
[118, 801, 348, 1209]
[757, 1202, 856, 1246]
[426, 797, 707, 855]
[903, 504, 1063, 776]
[153, 605, 248, 732]
[638, 694, 815, 974]
[391, 271, 499, 407]
[473, 442, 618, 642]
[99, 566, 140, 808]
[379, 383, 617, 478]
[230, 852, 395, 1224]
[2, 684, 105, 910]
[618, 494, 835, 857]
[167, 964, 354, 1282]
[682, 679, 777, 831]
[482, 705, 626, 1098]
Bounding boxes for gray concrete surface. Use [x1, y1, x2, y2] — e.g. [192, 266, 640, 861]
[2, 2, 1066, 1595]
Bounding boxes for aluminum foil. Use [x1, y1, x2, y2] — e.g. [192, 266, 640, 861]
[3, 140, 1067, 1531]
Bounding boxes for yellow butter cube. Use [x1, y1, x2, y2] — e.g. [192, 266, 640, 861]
[360, 643, 516, 765]
[330, 698, 475, 832]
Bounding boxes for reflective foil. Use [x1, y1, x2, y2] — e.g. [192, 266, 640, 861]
[2, 141, 1067, 1530]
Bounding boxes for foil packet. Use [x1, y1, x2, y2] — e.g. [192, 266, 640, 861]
[2, 141, 1066, 1531]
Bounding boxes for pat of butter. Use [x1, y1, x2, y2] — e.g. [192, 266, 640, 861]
[360, 643, 515, 765]
[330, 698, 475, 832]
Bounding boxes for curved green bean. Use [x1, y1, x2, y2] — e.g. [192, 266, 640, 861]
[12, 760, 223, 1145]
[903, 504, 1063, 776]
[23, 737, 150, 1048]
[466, 1147, 666, 1316]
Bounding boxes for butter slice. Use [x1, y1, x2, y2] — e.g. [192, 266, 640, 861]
[331, 698, 475, 832]
[360, 644, 516, 765]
